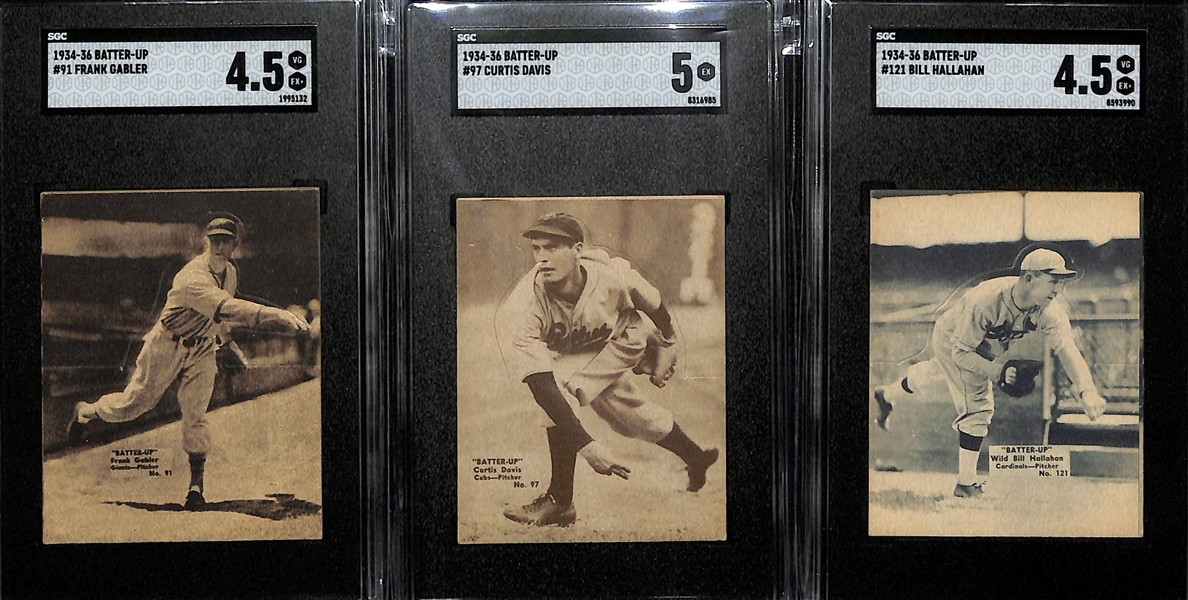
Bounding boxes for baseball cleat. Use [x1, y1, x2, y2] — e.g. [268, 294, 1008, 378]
[66, 402, 90, 445]
[184, 486, 206, 511]
[874, 387, 893, 430]
[953, 482, 985, 499]
[686, 447, 720, 492]
[502, 494, 577, 527]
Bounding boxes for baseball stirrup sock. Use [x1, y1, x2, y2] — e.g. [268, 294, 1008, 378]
[545, 427, 576, 506]
[657, 422, 702, 465]
[957, 433, 983, 486]
[188, 453, 206, 491]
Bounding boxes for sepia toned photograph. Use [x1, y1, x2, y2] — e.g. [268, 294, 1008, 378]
[42, 188, 323, 544]
[868, 191, 1142, 537]
[456, 196, 726, 544]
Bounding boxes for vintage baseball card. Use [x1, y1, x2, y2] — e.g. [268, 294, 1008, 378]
[818, 3, 1185, 597]
[867, 191, 1142, 537]
[41, 188, 323, 544]
[404, 0, 778, 595]
[2, 2, 361, 597]
[456, 196, 726, 544]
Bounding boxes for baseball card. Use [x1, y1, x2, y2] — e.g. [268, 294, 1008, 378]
[867, 191, 1142, 537]
[456, 196, 726, 544]
[41, 188, 323, 544]
[404, 1, 779, 596]
[816, 2, 1186, 597]
[1, 2, 362, 597]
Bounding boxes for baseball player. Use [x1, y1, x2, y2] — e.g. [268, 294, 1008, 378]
[66, 214, 311, 510]
[872, 247, 1108, 498]
[496, 213, 719, 527]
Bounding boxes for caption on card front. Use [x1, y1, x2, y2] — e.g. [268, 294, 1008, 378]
[989, 445, 1071, 478]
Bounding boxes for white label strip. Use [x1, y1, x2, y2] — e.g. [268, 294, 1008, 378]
[989, 445, 1073, 478]
[455, 29, 724, 112]
[45, 28, 315, 111]
[873, 30, 1143, 112]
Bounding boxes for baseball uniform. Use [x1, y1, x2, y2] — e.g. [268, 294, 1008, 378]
[89, 254, 237, 455]
[497, 247, 675, 442]
[498, 212, 718, 526]
[898, 276, 1097, 437]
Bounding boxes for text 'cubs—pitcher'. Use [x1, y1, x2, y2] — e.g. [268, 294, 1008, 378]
[496, 213, 719, 527]
[873, 247, 1108, 498]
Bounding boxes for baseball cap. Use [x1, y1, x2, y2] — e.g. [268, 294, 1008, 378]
[1020, 248, 1077, 278]
[206, 217, 239, 239]
[522, 213, 585, 244]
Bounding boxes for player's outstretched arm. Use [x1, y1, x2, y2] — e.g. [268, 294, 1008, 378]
[217, 298, 310, 333]
[1054, 344, 1105, 420]
[1044, 308, 1105, 420]
[524, 372, 630, 479]
[578, 441, 630, 480]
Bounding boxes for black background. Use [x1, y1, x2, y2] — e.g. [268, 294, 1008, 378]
[1, 2, 361, 599]
[825, 4, 1186, 599]
[401, 1, 782, 597]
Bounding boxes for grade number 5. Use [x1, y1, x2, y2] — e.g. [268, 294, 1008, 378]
[672, 52, 693, 93]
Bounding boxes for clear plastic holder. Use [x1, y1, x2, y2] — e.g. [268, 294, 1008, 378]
[805, 0, 1187, 597]
[389, 0, 791, 597]
[0, 1, 372, 597]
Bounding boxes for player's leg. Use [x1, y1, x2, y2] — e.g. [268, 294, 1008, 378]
[544, 426, 577, 507]
[589, 378, 719, 492]
[940, 359, 994, 497]
[503, 425, 580, 527]
[175, 346, 218, 509]
[71, 329, 183, 439]
[873, 357, 950, 430]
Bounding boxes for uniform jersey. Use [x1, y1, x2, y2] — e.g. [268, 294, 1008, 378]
[934, 276, 1082, 383]
[159, 255, 238, 342]
[497, 248, 661, 383]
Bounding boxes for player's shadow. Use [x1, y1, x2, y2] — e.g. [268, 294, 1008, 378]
[869, 489, 950, 512]
[104, 493, 322, 521]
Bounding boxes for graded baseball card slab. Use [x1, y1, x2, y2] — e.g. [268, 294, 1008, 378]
[1, 2, 363, 598]
[807, 2, 1186, 598]
[398, 1, 784, 597]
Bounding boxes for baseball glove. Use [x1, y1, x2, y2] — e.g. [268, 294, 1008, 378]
[633, 333, 678, 388]
[997, 359, 1044, 397]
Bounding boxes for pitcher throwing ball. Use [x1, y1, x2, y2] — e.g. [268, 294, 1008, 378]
[872, 247, 1108, 498]
[67, 213, 311, 510]
[496, 213, 719, 527]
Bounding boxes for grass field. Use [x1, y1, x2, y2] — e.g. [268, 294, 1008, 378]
[43, 380, 323, 544]
[870, 469, 1141, 537]
[457, 303, 726, 544]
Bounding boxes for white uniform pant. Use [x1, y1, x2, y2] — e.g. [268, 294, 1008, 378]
[550, 320, 675, 443]
[93, 325, 217, 455]
[902, 353, 995, 438]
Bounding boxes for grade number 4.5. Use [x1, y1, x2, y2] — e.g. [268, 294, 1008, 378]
[1053, 54, 1137, 96]
[225, 50, 309, 93]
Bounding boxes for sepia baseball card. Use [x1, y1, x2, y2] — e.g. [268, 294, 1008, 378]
[456, 196, 726, 544]
[867, 191, 1142, 537]
[41, 188, 323, 544]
